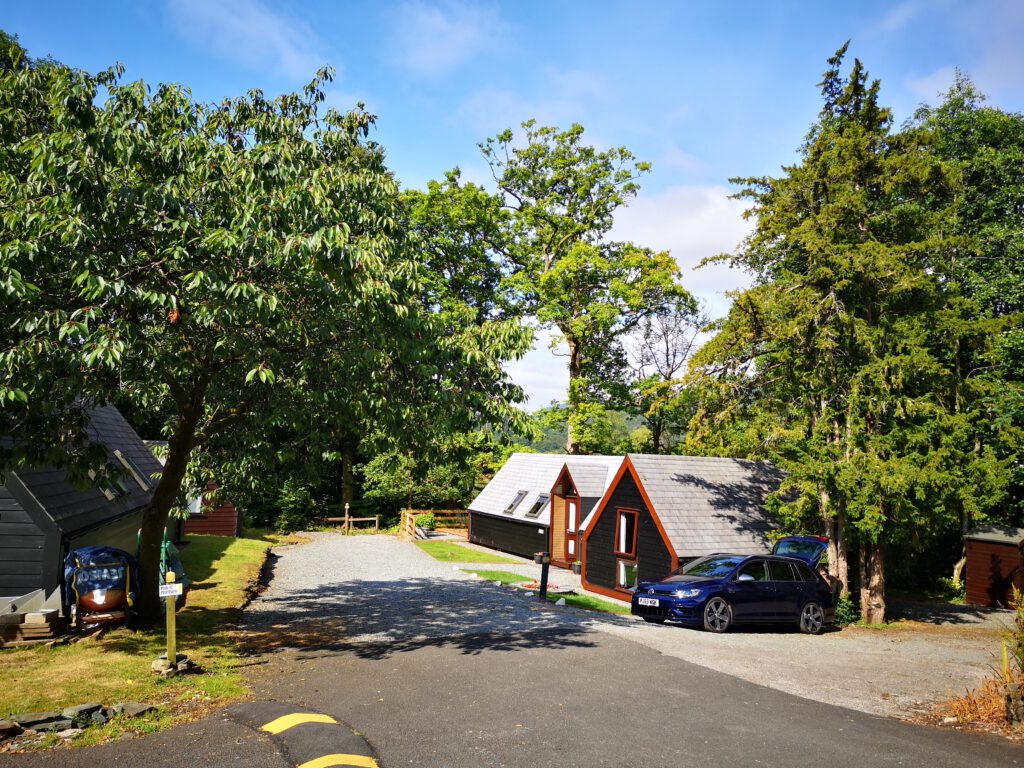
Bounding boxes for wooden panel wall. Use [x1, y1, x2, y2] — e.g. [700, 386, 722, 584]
[0, 485, 44, 597]
[469, 512, 546, 559]
[551, 496, 566, 563]
[966, 539, 1023, 607]
[584, 472, 673, 593]
[184, 502, 239, 537]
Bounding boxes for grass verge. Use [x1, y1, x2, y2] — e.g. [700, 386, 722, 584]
[0, 532, 276, 748]
[415, 541, 519, 563]
[462, 569, 632, 616]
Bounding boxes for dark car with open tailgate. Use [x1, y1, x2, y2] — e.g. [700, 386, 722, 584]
[631, 538, 834, 634]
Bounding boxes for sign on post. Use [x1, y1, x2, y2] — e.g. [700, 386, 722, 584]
[159, 583, 184, 597]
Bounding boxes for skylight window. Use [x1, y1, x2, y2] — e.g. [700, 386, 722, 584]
[503, 490, 528, 514]
[524, 494, 549, 518]
[115, 449, 152, 491]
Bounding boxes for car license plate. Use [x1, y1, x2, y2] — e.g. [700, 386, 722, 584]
[637, 597, 659, 607]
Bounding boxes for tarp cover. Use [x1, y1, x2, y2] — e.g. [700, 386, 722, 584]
[63, 545, 137, 608]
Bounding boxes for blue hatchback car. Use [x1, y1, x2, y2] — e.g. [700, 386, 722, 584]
[630, 538, 835, 634]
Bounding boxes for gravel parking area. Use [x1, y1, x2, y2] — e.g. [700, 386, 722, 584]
[244, 532, 1010, 719]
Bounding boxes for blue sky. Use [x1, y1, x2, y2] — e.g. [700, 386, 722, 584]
[6, 1, 1022, 407]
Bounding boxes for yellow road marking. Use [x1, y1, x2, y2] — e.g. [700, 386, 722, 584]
[297, 755, 379, 768]
[261, 712, 338, 735]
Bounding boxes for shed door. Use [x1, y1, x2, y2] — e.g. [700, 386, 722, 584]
[565, 497, 579, 562]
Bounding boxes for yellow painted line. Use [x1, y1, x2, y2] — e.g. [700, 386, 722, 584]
[260, 712, 338, 735]
[297, 755, 379, 768]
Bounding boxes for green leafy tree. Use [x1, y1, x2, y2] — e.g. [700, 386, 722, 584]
[915, 76, 1024, 577]
[479, 122, 692, 452]
[0, 44, 528, 622]
[687, 45, 1005, 623]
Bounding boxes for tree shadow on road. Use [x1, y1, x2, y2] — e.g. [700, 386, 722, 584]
[238, 577, 600, 660]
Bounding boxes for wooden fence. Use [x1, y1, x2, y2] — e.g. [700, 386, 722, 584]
[399, 509, 469, 540]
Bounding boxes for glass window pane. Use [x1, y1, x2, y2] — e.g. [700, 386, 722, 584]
[769, 561, 797, 581]
[738, 561, 767, 581]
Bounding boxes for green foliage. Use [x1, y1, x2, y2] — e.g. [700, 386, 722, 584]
[476, 121, 692, 452]
[414, 511, 436, 530]
[0, 37, 531, 619]
[834, 594, 860, 627]
[686, 45, 1014, 621]
[275, 480, 316, 533]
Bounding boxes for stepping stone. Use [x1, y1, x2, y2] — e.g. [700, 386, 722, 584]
[10, 712, 61, 728]
[62, 703, 102, 721]
[28, 719, 74, 732]
[0, 719, 21, 738]
[113, 702, 156, 718]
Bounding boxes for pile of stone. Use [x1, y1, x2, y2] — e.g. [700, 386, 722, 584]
[0, 702, 156, 747]
[0, 610, 68, 647]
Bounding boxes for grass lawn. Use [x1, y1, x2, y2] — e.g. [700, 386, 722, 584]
[0, 532, 278, 748]
[415, 541, 519, 564]
[462, 569, 632, 615]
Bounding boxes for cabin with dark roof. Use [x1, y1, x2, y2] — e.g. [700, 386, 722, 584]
[581, 454, 784, 601]
[467, 453, 620, 561]
[0, 405, 164, 614]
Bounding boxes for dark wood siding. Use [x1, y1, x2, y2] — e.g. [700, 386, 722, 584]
[0, 484, 45, 597]
[469, 512, 547, 559]
[584, 471, 672, 593]
[966, 538, 1023, 607]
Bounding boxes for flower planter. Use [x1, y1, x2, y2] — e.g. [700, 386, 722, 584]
[571, 563, 582, 575]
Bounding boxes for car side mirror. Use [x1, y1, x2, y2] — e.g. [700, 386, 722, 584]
[736, 573, 755, 583]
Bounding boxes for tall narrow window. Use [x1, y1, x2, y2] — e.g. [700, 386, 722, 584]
[617, 560, 638, 590]
[615, 510, 638, 557]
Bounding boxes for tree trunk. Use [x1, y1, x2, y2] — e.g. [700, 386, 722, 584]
[341, 438, 355, 507]
[650, 420, 663, 454]
[565, 336, 582, 455]
[135, 385, 205, 626]
[834, 502, 849, 597]
[859, 541, 887, 624]
[823, 490, 849, 596]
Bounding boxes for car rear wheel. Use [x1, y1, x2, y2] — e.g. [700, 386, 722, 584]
[642, 616, 665, 624]
[799, 601, 825, 634]
[703, 597, 732, 633]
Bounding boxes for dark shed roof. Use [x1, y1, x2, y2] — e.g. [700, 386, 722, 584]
[9, 405, 162, 539]
[965, 526, 1024, 546]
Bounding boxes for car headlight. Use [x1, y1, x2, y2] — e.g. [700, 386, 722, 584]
[674, 588, 701, 599]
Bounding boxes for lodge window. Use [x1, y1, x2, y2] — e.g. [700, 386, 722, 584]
[524, 493, 549, 518]
[617, 559, 638, 590]
[615, 509, 638, 557]
[503, 490, 528, 515]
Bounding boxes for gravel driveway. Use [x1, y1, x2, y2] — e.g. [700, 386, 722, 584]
[244, 532, 1010, 719]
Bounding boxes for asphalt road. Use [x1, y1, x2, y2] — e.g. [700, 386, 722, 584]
[245, 612, 1024, 768]
[5, 535, 1024, 767]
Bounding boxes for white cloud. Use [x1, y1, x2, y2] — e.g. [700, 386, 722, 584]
[905, 65, 957, 105]
[504, 326, 569, 410]
[387, 1, 506, 77]
[456, 68, 612, 137]
[612, 185, 755, 319]
[504, 186, 752, 408]
[967, 0, 1024, 97]
[166, 0, 327, 80]
[878, 0, 926, 33]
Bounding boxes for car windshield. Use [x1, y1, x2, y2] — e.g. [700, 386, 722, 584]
[774, 540, 824, 558]
[676, 556, 744, 578]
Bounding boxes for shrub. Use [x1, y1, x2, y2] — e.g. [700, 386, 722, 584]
[276, 480, 316, 532]
[834, 593, 860, 627]
[415, 511, 436, 530]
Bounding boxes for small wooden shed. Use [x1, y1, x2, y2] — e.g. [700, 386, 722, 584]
[964, 526, 1024, 608]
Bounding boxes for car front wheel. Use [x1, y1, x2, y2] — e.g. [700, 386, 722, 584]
[703, 597, 732, 633]
[799, 601, 825, 634]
